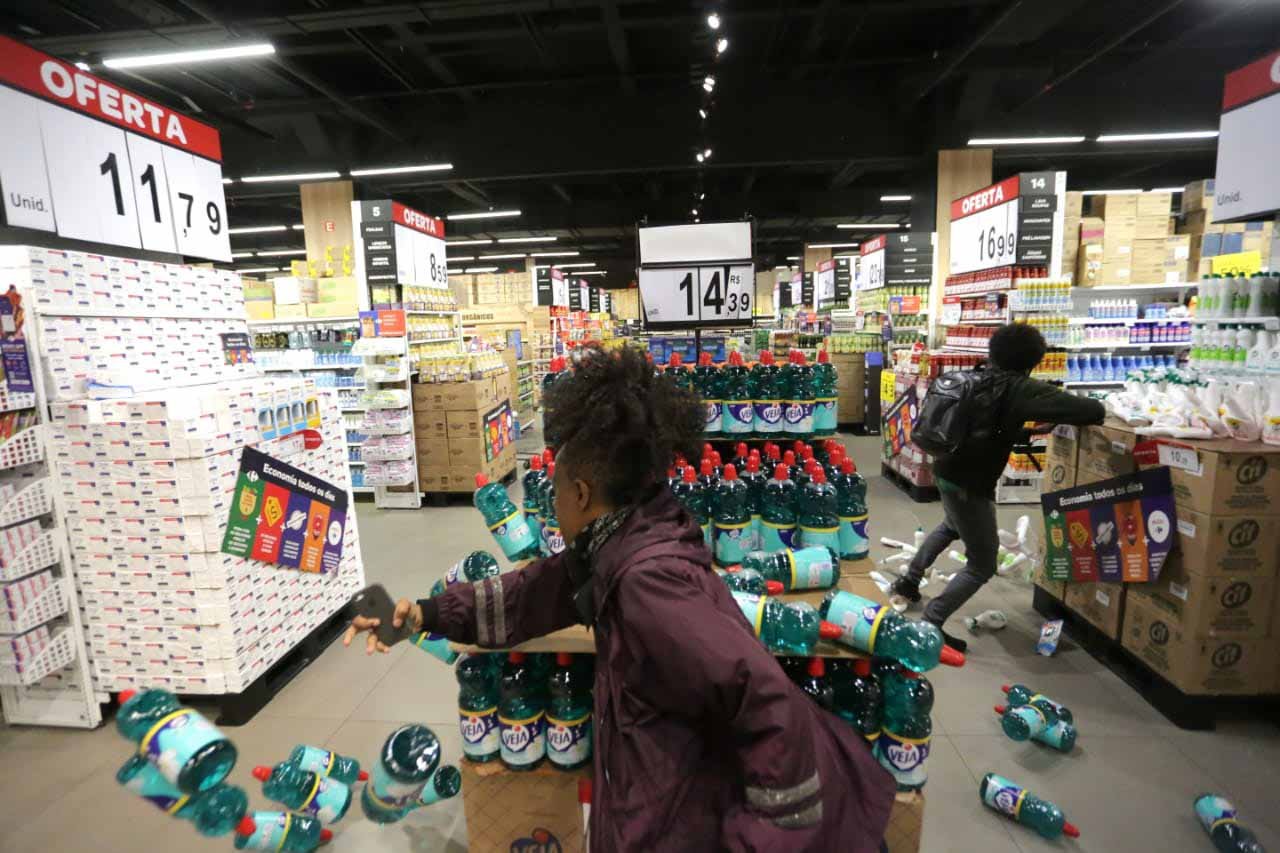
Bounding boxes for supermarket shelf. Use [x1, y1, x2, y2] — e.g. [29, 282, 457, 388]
[940, 345, 990, 354]
[517, 360, 534, 366]
[406, 309, 459, 317]
[1068, 317, 1189, 326]
[340, 406, 367, 412]
[45, 306, 245, 321]
[261, 364, 362, 372]
[1075, 282, 1196, 292]
[0, 391, 36, 414]
[942, 285, 1012, 300]
[1063, 380, 1125, 388]
[247, 315, 360, 326]
[1192, 317, 1280, 330]
[353, 486, 374, 493]
[952, 318, 1005, 326]
[1064, 342, 1186, 351]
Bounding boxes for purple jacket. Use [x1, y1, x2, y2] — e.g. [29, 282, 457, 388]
[430, 489, 896, 851]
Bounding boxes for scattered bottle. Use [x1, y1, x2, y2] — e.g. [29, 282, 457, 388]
[813, 350, 838, 437]
[993, 706, 1077, 752]
[979, 773, 1080, 840]
[1194, 794, 1267, 853]
[456, 653, 502, 763]
[361, 724, 442, 824]
[831, 658, 882, 743]
[995, 695, 1061, 743]
[740, 545, 837, 591]
[672, 464, 711, 549]
[877, 669, 932, 791]
[797, 468, 841, 554]
[445, 550, 501, 587]
[819, 591, 967, 671]
[499, 652, 547, 772]
[541, 461, 565, 556]
[252, 762, 352, 825]
[286, 746, 367, 785]
[751, 350, 784, 440]
[964, 610, 1008, 632]
[234, 812, 332, 852]
[547, 653, 593, 771]
[833, 459, 870, 560]
[116, 689, 237, 794]
[761, 463, 798, 551]
[1001, 683, 1074, 724]
[798, 657, 835, 711]
[730, 590, 843, 654]
[696, 352, 724, 437]
[717, 566, 784, 596]
[416, 766, 463, 808]
[474, 473, 539, 562]
[522, 456, 547, 546]
[116, 755, 249, 837]
[712, 464, 752, 567]
[786, 351, 816, 436]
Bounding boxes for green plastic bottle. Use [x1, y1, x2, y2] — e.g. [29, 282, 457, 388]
[834, 458, 870, 560]
[796, 468, 841, 555]
[730, 590, 843, 654]
[979, 773, 1080, 840]
[233, 812, 331, 852]
[761, 464, 798, 551]
[785, 351, 815, 437]
[751, 350, 784, 440]
[695, 352, 723, 437]
[499, 651, 547, 772]
[535, 448, 555, 550]
[740, 545, 837, 591]
[361, 724, 442, 824]
[740, 453, 767, 549]
[819, 590, 967, 671]
[877, 669, 932, 791]
[1195, 794, 1266, 853]
[1001, 683, 1074, 724]
[116, 755, 248, 837]
[713, 464, 752, 567]
[993, 706, 1077, 752]
[252, 762, 352, 825]
[798, 657, 835, 711]
[541, 461, 565, 555]
[445, 550, 502, 587]
[812, 349, 838, 437]
[474, 473, 539, 561]
[286, 746, 367, 785]
[671, 464, 711, 549]
[830, 658, 882, 743]
[547, 652, 592, 771]
[456, 653, 501, 763]
[716, 567, 784, 596]
[664, 352, 695, 391]
[412, 577, 459, 665]
[722, 351, 755, 437]
[522, 456, 547, 546]
[542, 356, 566, 393]
[115, 689, 237, 794]
[416, 765, 463, 807]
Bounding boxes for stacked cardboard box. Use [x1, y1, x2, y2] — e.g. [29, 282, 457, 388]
[831, 354, 865, 425]
[1061, 192, 1083, 282]
[452, 272, 531, 308]
[1176, 180, 1275, 278]
[413, 372, 517, 492]
[1080, 192, 1178, 286]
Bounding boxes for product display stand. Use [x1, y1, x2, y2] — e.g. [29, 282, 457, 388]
[353, 335, 420, 509]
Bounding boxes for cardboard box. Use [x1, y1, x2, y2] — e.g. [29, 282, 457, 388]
[1075, 423, 1137, 484]
[1121, 592, 1268, 695]
[1183, 179, 1214, 214]
[1040, 459, 1075, 495]
[1172, 507, 1280, 577]
[413, 409, 449, 440]
[447, 436, 493, 468]
[885, 791, 924, 853]
[244, 300, 274, 321]
[1136, 192, 1173, 221]
[1065, 581, 1126, 639]
[460, 761, 588, 853]
[1034, 560, 1066, 602]
[1046, 424, 1080, 467]
[414, 378, 498, 412]
[447, 410, 485, 440]
[414, 438, 450, 469]
[1089, 193, 1138, 219]
[1130, 565, 1275, 637]
[1145, 439, 1280, 516]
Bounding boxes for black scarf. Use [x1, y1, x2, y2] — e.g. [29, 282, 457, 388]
[566, 506, 633, 626]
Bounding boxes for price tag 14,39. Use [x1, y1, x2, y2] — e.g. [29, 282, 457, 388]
[639, 263, 753, 328]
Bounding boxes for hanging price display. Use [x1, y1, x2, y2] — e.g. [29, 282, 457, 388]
[858, 236, 887, 291]
[0, 35, 230, 261]
[359, 200, 447, 288]
[949, 176, 1020, 275]
[550, 268, 569, 308]
[1213, 49, 1280, 222]
[637, 220, 755, 329]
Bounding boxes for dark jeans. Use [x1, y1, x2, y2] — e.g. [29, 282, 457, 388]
[904, 485, 999, 626]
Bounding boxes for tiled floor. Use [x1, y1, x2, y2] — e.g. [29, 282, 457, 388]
[2, 434, 1276, 853]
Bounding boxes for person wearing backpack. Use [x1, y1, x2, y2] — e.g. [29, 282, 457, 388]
[895, 323, 1105, 652]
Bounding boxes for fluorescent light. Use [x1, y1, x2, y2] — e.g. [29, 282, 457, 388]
[479, 253, 528, 259]
[241, 171, 341, 183]
[222, 178, 235, 185]
[103, 42, 275, 70]
[228, 225, 288, 234]
[968, 136, 1086, 146]
[291, 224, 305, 230]
[74, 62, 91, 71]
[464, 266, 499, 273]
[703, 148, 712, 159]
[703, 75, 716, 92]
[880, 195, 912, 202]
[552, 262, 596, 269]
[1096, 131, 1218, 143]
[838, 223, 900, 230]
[237, 267, 280, 274]
[231, 252, 255, 259]
[576, 271, 607, 276]
[256, 249, 307, 257]
[497, 236, 557, 244]
[1150, 187, 1185, 193]
[447, 209, 521, 220]
[716, 38, 729, 54]
[691, 208, 699, 216]
[349, 163, 453, 177]
[808, 242, 860, 249]
[531, 251, 580, 258]
[786, 256, 800, 260]
[699, 108, 707, 119]
[696, 153, 705, 163]
[446, 239, 493, 246]
[707, 13, 721, 29]
[446, 255, 474, 262]
[699, 192, 706, 200]
[1080, 188, 1143, 195]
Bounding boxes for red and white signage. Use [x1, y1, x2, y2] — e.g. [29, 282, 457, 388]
[950, 176, 1021, 275]
[0, 35, 230, 261]
[1214, 49, 1280, 222]
[950, 176, 1019, 221]
[815, 258, 836, 305]
[391, 201, 445, 239]
[858, 238, 886, 291]
[550, 268, 569, 308]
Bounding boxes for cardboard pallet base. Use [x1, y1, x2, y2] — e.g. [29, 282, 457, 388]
[885, 790, 924, 853]
[1032, 586, 1279, 731]
[881, 462, 940, 503]
[420, 464, 517, 505]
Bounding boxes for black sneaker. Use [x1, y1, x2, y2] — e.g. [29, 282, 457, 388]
[889, 577, 922, 604]
[932, 624, 968, 654]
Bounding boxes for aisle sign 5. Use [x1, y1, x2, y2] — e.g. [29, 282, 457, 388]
[639, 263, 753, 328]
[949, 176, 1020, 275]
[858, 236, 886, 291]
[0, 35, 230, 261]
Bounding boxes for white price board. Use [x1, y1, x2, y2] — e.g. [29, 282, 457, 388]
[858, 237, 886, 291]
[579, 282, 590, 313]
[815, 259, 836, 305]
[949, 176, 1020, 274]
[1213, 50, 1280, 222]
[639, 263, 753, 328]
[551, 268, 569, 307]
[940, 300, 963, 325]
[0, 35, 230, 261]
[790, 274, 802, 307]
[390, 201, 447, 287]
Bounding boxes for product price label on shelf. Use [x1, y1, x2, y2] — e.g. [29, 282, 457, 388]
[639, 263, 753, 329]
[949, 176, 1020, 275]
[1211, 250, 1262, 276]
[940, 300, 962, 325]
[0, 36, 230, 261]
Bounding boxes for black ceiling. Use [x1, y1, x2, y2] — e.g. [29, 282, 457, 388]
[7, 0, 1278, 283]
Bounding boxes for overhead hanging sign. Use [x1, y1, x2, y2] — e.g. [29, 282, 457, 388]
[0, 35, 230, 261]
[550, 268, 569, 308]
[814, 259, 836, 308]
[858, 236, 887, 291]
[637, 220, 755, 330]
[1213, 49, 1280, 222]
[359, 200, 447, 290]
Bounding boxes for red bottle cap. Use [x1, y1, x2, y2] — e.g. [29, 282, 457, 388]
[725, 564, 742, 573]
[711, 451, 722, 466]
[1062, 822, 1080, 838]
[783, 450, 796, 466]
[700, 459, 713, 476]
[670, 352, 683, 367]
[818, 621, 844, 641]
[939, 646, 967, 667]
[474, 473, 489, 488]
[531, 456, 543, 471]
[236, 817, 257, 837]
[543, 448, 555, 464]
[736, 442, 747, 458]
[807, 657, 825, 677]
[578, 777, 593, 805]
[117, 690, 136, 705]
[841, 458, 855, 474]
[667, 467, 676, 479]
[747, 456, 760, 473]
[556, 652, 573, 666]
[699, 352, 712, 366]
[1000, 684, 1011, 693]
[796, 351, 808, 365]
[811, 468, 827, 484]
[767, 444, 780, 461]
[993, 705, 1007, 715]
[765, 580, 785, 596]
[358, 769, 369, 781]
[802, 446, 814, 461]
[546, 461, 556, 477]
[760, 350, 774, 365]
[853, 658, 872, 677]
[818, 349, 830, 363]
[683, 467, 697, 483]
[509, 651, 527, 663]
[723, 464, 738, 480]
[703, 442, 713, 457]
[792, 440, 805, 455]
[320, 829, 334, 844]
[251, 765, 272, 782]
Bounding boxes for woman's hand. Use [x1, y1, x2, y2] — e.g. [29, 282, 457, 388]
[342, 598, 423, 655]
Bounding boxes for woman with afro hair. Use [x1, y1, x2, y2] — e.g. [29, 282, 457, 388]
[345, 343, 894, 851]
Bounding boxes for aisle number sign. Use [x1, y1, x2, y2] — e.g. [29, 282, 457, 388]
[858, 237, 887, 291]
[360, 200, 447, 288]
[638, 264, 753, 328]
[950, 176, 1019, 275]
[0, 35, 230, 261]
[1213, 49, 1280, 222]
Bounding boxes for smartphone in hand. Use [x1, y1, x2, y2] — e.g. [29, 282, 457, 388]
[350, 584, 416, 648]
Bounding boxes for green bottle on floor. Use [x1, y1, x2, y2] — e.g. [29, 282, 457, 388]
[819, 591, 967, 671]
[116, 689, 237, 794]
[233, 812, 331, 852]
[361, 724, 442, 824]
[1001, 683, 1074, 724]
[833, 458, 870, 560]
[499, 651, 547, 771]
[979, 773, 1080, 840]
[716, 567, 784, 596]
[993, 706, 1077, 752]
[730, 590, 843, 654]
[286, 746, 367, 785]
[760, 464, 797, 551]
[547, 652, 593, 771]
[457, 653, 502, 763]
[116, 755, 248, 837]
[740, 545, 837, 591]
[1194, 794, 1267, 853]
[797, 468, 841, 554]
[252, 762, 352, 825]
[713, 464, 752, 567]
[416, 766, 463, 807]
[474, 473, 539, 561]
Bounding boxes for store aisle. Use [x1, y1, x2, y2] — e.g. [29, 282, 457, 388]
[1, 434, 1277, 853]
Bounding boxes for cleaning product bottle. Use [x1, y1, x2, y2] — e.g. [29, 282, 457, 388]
[992, 706, 1077, 752]
[286, 746, 368, 785]
[796, 468, 841, 554]
[877, 669, 932, 791]
[1248, 331, 1272, 374]
[722, 352, 755, 437]
[115, 690, 237, 794]
[540, 461, 565, 556]
[729, 590, 843, 654]
[741, 453, 768, 550]
[664, 352, 694, 391]
[1000, 683, 1074, 723]
[116, 755, 249, 837]
[474, 474, 539, 561]
[415, 766, 463, 808]
[813, 350, 838, 437]
[1247, 273, 1265, 318]
[546, 653, 592, 771]
[712, 464, 752, 568]
[818, 590, 966, 671]
[233, 812, 331, 852]
[798, 657, 835, 711]
[979, 774, 1080, 840]
[833, 458, 869, 560]
[498, 652, 547, 772]
[252, 762, 352, 825]
[1194, 794, 1267, 853]
[739, 545, 838, 591]
[361, 724, 442, 823]
[751, 350, 783, 440]
[456, 653, 502, 763]
[831, 658, 882, 743]
[1264, 378, 1280, 446]
[760, 463, 798, 551]
[786, 351, 815, 437]
[672, 464, 712, 548]
[696, 352, 723, 437]
[717, 566, 785, 595]
[521, 456, 547, 546]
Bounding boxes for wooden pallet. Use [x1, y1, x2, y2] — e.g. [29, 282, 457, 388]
[880, 462, 939, 503]
[422, 466, 518, 506]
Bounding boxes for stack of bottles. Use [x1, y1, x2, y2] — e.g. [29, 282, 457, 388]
[1067, 353, 1175, 383]
[1069, 321, 1192, 347]
[1014, 316, 1068, 347]
[1190, 326, 1280, 377]
[943, 267, 1017, 298]
[1197, 272, 1280, 319]
[456, 651, 594, 774]
[1013, 273, 1071, 312]
[942, 326, 996, 350]
[1028, 352, 1067, 382]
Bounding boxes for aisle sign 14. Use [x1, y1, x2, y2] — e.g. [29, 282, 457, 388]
[639, 263, 753, 328]
[0, 35, 230, 261]
[949, 176, 1019, 275]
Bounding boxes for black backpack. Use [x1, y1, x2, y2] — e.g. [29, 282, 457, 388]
[912, 369, 1017, 456]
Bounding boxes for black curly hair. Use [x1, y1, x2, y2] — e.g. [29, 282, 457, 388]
[989, 322, 1047, 373]
[543, 343, 704, 507]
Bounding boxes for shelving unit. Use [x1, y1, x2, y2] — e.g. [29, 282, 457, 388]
[352, 335, 420, 508]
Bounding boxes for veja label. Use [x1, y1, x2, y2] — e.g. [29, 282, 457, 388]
[459, 705, 500, 758]
[294, 746, 339, 778]
[813, 398, 838, 432]
[542, 523, 565, 555]
[704, 401, 722, 432]
[499, 712, 546, 766]
[723, 401, 754, 434]
[787, 546, 835, 589]
[122, 761, 189, 815]
[546, 711, 592, 767]
[1194, 794, 1238, 834]
[137, 707, 225, 788]
[982, 774, 1026, 818]
[824, 591, 886, 652]
[760, 520, 796, 551]
[754, 401, 783, 431]
[489, 510, 537, 560]
[798, 525, 841, 555]
[369, 761, 428, 810]
[1009, 704, 1048, 736]
[714, 520, 751, 564]
[444, 558, 463, 585]
[296, 775, 350, 824]
[877, 729, 930, 787]
[838, 514, 870, 559]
